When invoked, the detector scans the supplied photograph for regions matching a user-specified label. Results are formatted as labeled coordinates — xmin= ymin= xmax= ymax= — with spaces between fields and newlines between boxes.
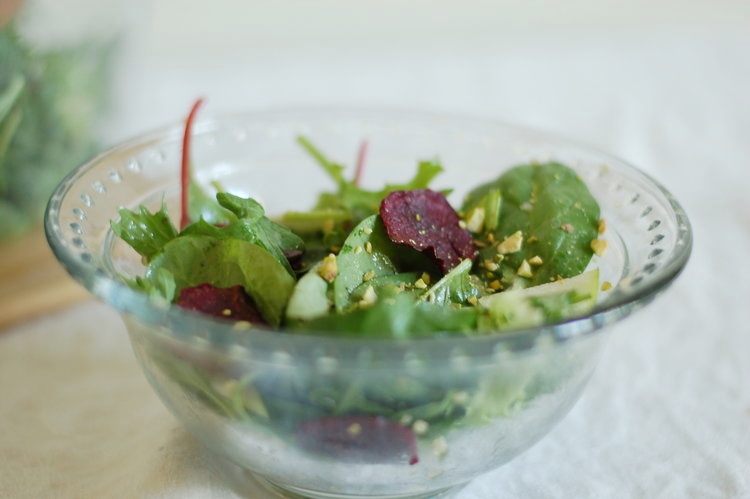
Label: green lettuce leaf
xmin=146 ymin=235 xmax=296 ymax=326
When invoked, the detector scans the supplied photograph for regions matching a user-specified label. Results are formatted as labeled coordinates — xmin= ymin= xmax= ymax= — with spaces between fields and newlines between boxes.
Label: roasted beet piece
xmin=296 ymin=415 xmax=419 ymax=465
xmin=177 ymin=283 xmax=267 ymax=324
xmin=380 ymin=189 xmax=477 ymax=274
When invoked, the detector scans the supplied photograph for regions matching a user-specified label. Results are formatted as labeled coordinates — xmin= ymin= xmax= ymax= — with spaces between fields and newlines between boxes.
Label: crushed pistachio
xmin=528 ymin=255 xmax=543 ymax=266
xmin=232 ymin=320 xmax=252 ymax=330
xmin=483 ymin=259 xmax=499 ymax=271
xmin=598 ymin=218 xmax=607 ymax=235
xmin=432 ymin=436 xmax=449 ymax=458
xmin=413 ymin=419 xmax=430 ymax=436
xmin=464 ymin=207 xmax=485 ymax=233
xmin=353 ymin=245 xmax=363 ymax=254
xmin=489 ymin=280 xmax=503 ymax=291
xmin=497 ymin=230 xmax=523 ymax=254
xmin=363 ymin=270 xmax=376 ymax=282
xmin=415 ymin=213 xmax=422 ymax=222
xmin=413 ymin=278 xmax=428 ymax=289
xmin=591 ymin=238 xmax=608 ymax=256
xmin=467 ymin=295 xmax=479 ymax=306
xmin=363 ymin=227 xmax=373 ymax=235
xmin=317 ymin=253 xmax=338 ymax=283
xmin=560 ymin=223 xmax=574 ymax=233
xmin=517 ymin=259 xmax=533 ymax=278
xmin=601 ymin=281 xmax=613 ymax=291
xmin=221 ymin=308 xmax=232 ymax=316
xmin=420 ymin=272 xmax=431 ymax=285
xmin=359 ymin=285 xmax=378 ymax=307
xmin=364 ymin=241 xmax=373 ymax=254
xmin=458 ymin=220 xmax=468 ymax=229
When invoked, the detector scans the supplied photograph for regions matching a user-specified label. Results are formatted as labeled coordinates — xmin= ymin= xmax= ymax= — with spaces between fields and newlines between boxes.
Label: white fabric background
xmin=2 ymin=1 xmax=749 ymax=497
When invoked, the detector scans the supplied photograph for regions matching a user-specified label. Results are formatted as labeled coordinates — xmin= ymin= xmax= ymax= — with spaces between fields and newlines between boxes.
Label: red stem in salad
xmin=353 ymin=139 xmax=369 ymax=187
xmin=180 ymin=98 xmax=205 ymax=230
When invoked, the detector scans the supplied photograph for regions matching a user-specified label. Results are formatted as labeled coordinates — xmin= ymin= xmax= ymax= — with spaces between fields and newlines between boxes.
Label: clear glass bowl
xmin=45 ymin=109 xmax=692 ymax=499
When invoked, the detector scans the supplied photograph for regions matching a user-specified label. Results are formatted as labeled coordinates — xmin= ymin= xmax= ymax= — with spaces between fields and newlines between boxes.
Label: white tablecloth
xmin=2 ymin=1 xmax=749 ymax=497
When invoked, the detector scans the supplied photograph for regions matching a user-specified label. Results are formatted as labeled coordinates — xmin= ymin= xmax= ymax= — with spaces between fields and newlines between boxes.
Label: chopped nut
xmin=591 ymin=238 xmax=608 ymax=256
xmin=400 ymin=414 xmax=414 ymax=426
xmin=517 ymin=259 xmax=533 ymax=278
xmin=601 ymin=281 xmax=613 ymax=291
xmin=464 ymin=207 xmax=485 ymax=233
xmin=458 ymin=220 xmax=468 ymax=229
xmin=486 ymin=232 xmax=495 ymax=244
xmin=354 ymin=245 xmax=363 ymax=254
xmin=560 ymin=223 xmax=574 ymax=233
xmin=598 ymin=218 xmax=607 ymax=235
xmin=420 ymin=272 xmax=431 ymax=285
xmin=415 ymin=213 xmax=422 ymax=222
xmin=412 ymin=419 xmax=430 ymax=436
xmin=451 ymin=391 xmax=470 ymax=405
xmin=483 ymin=259 xmax=499 ymax=271
xmin=363 ymin=227 xmax=373 ymax=235
xmin=497 ymin=230 xmax=524 ymax=254
xmin=364 ymin=242 xmax=373 ymax=254
xmin=347 ymin=423 xmax=362 ymax=437
xmin=413 ymin=278 xmax=428 ymax=289
xmin=467 ymin=295 xmax=479 ymax=306
xmin=221 ymin=308 xmax=232 ymax=316
xmin=489 ymin=280 xmax=503 ymax=291
xmin=317 ymin=253 xmax=338 ymax=283
xmin=432 ymin=436 xmax=449 ymax=458
xmin=359 ymin=285 xmax=378 ymax=307
xmin=528 ymin=255 xmax=543 ymax=266
xmin=363 ymin=270 xmax=376 ymax=282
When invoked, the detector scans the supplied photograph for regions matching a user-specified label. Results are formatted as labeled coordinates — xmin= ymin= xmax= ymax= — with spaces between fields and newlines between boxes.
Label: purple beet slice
xmin=296 ymin=415 xmax=419 ymax=465
xmin=176 ymin=283 xmax=267 ymax=324
xmin=380 ymin=189 xmax=477 ymax=274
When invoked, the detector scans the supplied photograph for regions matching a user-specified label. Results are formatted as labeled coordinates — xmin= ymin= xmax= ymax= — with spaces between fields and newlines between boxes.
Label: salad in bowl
xmin=45 ymin=101 xmax=691 ymax=499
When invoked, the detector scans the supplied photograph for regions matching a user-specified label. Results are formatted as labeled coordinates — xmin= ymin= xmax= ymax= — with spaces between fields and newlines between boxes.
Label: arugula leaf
xmin=290 ymin=136 xmax=444 ymax=233
xmin=146 ymin=236 xmax=296 ymax=326
xmin=111 ymin=202 xmax=179 ymax=261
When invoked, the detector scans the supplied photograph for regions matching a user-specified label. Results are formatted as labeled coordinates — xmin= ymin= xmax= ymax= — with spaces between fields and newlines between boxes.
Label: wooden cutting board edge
xmin=0 ymin=227 xmax=91 ymax=331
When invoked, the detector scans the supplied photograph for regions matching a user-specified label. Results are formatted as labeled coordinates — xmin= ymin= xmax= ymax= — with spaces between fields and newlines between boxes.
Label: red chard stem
xmin=180 ymin=98 xmax=205 ymax=230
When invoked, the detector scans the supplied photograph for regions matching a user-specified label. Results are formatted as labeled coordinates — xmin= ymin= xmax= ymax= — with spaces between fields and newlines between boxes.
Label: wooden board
xmin=0 ymin=228 xmax=90 ymax=330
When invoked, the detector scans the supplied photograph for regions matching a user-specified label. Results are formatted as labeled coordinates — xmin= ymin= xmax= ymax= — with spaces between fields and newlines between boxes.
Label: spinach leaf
xmin=333 ymin=214 xmax=436 ymax=311
xmin=420 ymin=258 xmax=482 ymax=306
xmin=464 ymin=162 xmax=600 ymax=286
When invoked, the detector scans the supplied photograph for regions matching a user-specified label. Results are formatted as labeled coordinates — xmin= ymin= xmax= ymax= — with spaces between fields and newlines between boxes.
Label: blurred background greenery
xmin=0 ymin=0 xmax=113 ymax=241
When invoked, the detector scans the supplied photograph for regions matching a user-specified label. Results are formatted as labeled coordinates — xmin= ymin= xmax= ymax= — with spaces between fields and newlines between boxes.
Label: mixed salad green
xmin=114 ymin=101 xmax=605 ymax=337
xmin=113 ymin=101 xmax=607 ymax=464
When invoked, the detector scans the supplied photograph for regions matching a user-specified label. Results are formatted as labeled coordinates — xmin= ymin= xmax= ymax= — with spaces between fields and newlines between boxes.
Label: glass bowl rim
xmin=44 ymin=106 xmax=693 ymax=352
